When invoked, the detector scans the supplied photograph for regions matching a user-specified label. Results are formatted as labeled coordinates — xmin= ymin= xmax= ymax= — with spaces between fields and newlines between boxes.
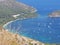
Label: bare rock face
xmin=49 ymin=11 xmax=60 ymax=17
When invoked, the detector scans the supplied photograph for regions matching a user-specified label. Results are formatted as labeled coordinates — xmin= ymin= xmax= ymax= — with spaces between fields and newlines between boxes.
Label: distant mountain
xmin=0 ymin=0 xmax=37 ymax=26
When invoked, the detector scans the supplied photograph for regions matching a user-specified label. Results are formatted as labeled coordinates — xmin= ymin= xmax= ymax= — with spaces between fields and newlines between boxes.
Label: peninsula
xmin=0 ymin=0 xmax=37 ymax=26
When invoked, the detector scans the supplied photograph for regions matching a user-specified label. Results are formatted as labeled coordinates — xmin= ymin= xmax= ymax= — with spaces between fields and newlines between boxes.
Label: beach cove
xmin=0 ymin=0 xmax=60 ymax=45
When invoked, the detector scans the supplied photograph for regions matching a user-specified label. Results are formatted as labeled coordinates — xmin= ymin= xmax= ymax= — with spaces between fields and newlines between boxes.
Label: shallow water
xmin=4 ymin=16 xmax=60 ymax=43
xmin=4 ymin=0 xmax=60 ymax=43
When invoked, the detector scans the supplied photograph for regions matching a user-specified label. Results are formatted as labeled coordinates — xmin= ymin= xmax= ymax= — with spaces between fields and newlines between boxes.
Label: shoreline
xmin=2 ymin=19 xmax=45 ymax=45
xmin=0 ymin=27 xmax=44 ymax=45
xmin=3 ymin=15 xmax=38 ymax=29
xmin=3 ymin=18 xmax=21 ymax=28
xmin=3 ymin=21 xmax=13 ymax=28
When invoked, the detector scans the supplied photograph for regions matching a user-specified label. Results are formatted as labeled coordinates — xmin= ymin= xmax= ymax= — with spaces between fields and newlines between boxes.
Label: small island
xmin=49 ymin=11 xmax=60 ymax=17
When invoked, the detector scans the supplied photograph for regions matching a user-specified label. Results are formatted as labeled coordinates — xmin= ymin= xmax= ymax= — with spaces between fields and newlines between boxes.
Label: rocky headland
xmin=49 ymin=11 xmax=60 ymax=17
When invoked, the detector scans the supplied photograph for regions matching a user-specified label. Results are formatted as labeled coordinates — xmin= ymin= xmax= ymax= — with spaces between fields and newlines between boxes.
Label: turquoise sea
xmin=4 ymin=0 xmax=60 ymax=43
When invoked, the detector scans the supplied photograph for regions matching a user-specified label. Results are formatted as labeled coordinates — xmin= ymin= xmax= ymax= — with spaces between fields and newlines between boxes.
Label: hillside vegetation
xmin=0 ymin=0 xmax=37 ymax=26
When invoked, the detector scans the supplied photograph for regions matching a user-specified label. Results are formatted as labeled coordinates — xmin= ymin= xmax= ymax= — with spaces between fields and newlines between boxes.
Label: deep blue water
xmin=4 ymin=0 xmax=60 ymax=43
xmin=17 ymin=0 xmax=60 ymax=16
xmin=5 ymin=17 xmax=60 ymax=43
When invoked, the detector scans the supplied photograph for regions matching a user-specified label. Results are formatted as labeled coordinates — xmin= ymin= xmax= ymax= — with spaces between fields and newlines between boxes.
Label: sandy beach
xmin=2 ymin=17 xmax=45 ymax=45
xmin=0 ymin=26 xmax=44 ymax=45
